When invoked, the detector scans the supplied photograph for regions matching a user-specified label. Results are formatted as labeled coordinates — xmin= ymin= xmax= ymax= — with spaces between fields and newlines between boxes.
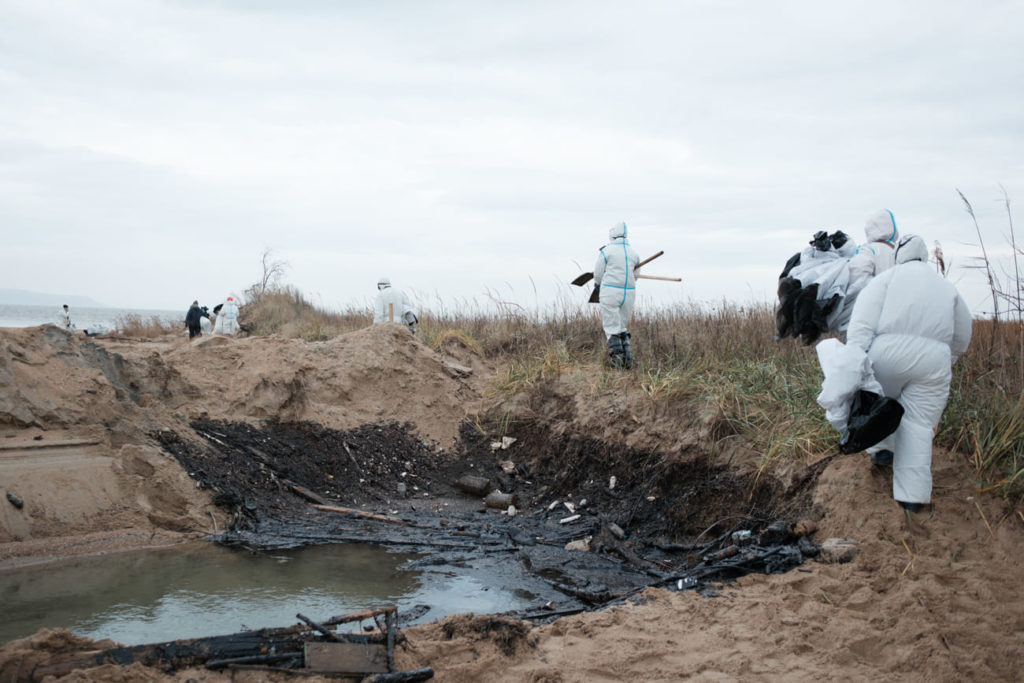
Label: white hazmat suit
xmin=213 ymin=297 xmax=240 ymax=335
xmin=373 ymin=278 xmax=417 ymax=333
xmin=843 ymin=209 xmax=900 ymax=307
xmin=58 ymin=306 xmax=74 ymax=331
xmin=594 ymin=222 xmax=641 ymax=367
xmin=845 ymin=235 xmax=972 ymax=506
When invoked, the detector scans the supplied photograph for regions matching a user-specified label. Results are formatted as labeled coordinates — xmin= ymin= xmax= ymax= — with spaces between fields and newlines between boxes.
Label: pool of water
xmin=0 ymin=542 xmax=551 ymax=646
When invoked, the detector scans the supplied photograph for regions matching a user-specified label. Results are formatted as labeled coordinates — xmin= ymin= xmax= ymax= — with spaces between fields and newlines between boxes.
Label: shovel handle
xmin=636 ymin=274 xmax=681 ymax=282
xmin=635 ymin=250 xmax=664 ymax=270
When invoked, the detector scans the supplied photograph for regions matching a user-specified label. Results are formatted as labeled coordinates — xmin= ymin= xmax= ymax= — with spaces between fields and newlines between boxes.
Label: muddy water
xmin=0 ymin=542 xmax=547 ymax=646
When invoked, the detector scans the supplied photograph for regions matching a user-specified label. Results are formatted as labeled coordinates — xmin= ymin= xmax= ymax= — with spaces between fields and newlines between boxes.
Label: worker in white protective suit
xmin=58 ymin=304 xmax=75 ymax=331
xmin=593 ymin=222 xmax=641 ymax=368
xmin=373 ymin=277 xmax=418 ymax=334
xmin=212 ymin=296 xmax=240 ymax=335
xmin=834 ymin=209 xmax=900 ymax=333
xmin=845 ymin=235 xmax=972 ymax=513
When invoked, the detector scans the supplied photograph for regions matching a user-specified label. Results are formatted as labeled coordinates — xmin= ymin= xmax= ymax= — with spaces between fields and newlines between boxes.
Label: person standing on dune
xmin=593 ymin=222 xmax=641 ymax=369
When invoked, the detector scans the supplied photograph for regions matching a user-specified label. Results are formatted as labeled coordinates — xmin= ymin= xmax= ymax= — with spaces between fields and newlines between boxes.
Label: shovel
xmin=571 ymin=250 xmax=664 ymax=287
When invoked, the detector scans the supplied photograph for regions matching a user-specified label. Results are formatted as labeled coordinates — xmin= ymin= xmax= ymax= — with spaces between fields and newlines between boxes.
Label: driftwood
xmin=21 ymin=607 xmax=402 ymax=681
xmin=289 ymin=482 xmax=330 ymax=505
xmin=206 ymin=651 xmax=302 ymax=669
xmin=297 ymin=612 xmax=342 ymax=641
xmin=454 ymin=475 xmax=491 ymax=497
xmin=313 ymin=504 xmax=413 ymax=526
xmin=363 ymin=667 xmax=436 ymax=683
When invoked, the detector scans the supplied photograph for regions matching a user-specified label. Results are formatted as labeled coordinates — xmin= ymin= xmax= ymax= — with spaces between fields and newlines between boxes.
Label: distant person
xmin=373 ymin=277 xmax=418 ymax=333
xmin=200 ymin=306 xmax=213 ymax=335
xmin=212 ymin=296 xmax=240 ymax=335
xmin=845 ymin=235 xmax=972 ymax=514
xmin=58 ymin=304 xmax=75 ymax=331
xmin=185 ymin=300 xmax=210 ymax=339
xmin=594 ymin=222 xmax=640 ymax=368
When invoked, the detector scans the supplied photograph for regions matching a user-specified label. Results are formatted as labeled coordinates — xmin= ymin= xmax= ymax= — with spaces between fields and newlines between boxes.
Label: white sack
xmin=815 ymin=338 xmax=883 ymax=432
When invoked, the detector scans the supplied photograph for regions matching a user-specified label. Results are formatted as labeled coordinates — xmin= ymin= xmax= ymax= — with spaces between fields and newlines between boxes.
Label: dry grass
xmin=241 ymin=277 xmax=1022 ymax=502
xmin=112 ymin=313 xmax=182 ymax=338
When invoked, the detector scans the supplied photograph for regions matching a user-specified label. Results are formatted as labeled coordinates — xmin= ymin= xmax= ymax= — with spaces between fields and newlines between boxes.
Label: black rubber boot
xmin=870 ymin=449 xmax=894 ymax=467
xmin=898 ymin=500 xmax=926 ymax=513
xmin=620 ymin=331 xmax=634 ymax=369
xmin=607 ymin=334 xmax=625 ymax=368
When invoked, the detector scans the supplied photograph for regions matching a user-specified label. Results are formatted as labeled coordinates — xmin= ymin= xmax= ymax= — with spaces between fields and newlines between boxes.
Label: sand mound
xmin=164 ymin=323 xmax=483 ymax=446
xmin=0 ymin=323 xmax=485 ymax=554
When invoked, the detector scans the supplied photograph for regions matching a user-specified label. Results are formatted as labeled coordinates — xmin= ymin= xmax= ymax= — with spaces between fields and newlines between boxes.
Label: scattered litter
xmin=484 ymin=490 xmax=515 ymax=509
xmin=490 ymin=441 xmax=502 ymax=451
xmin=563 ymin=502 xmax=576 ymax=514
xmin=547 ymin=500 xmax=560 ymax=511
xmin=579 ymin=498 xmax=587 ymax=506
xmin=731 ymin=530 xmax=752 ymax=545
xmin=819 ymin=538 xmax=860 ymax=564
xmin=646 ymin=495 xmax=656 ymax=502
xmin=609 ymin=476 xmax=617 ymax=490
xmin=608 ymin=522 xmax=625 ymax=539
xmin=565 ymin=535 xmax=592 ymax=552
xmin=506 ymin=505 xmax=517 ymax=517
xmin=500 ymin=460 xmax=516 ymax=474
xmin=501 ymin=436 xmax=517 ymax=449
xmin=559 ymin=514 xmax=581 ymax=524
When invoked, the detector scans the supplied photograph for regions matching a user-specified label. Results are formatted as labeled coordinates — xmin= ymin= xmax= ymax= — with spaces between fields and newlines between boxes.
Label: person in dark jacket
xmin=185 ymin=300 xmax=210 ymax=339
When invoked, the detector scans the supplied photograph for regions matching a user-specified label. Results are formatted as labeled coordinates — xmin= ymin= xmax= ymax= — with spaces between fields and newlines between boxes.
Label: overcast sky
xmin=2 ymin=0 xmax=1022 ymax=315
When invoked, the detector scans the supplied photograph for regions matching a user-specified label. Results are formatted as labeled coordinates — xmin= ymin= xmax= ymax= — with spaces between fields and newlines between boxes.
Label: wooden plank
xmin=0 ymin=439 xmax=101 ymax=451
xmin=304 ymin=642 xmax=389 ymax=674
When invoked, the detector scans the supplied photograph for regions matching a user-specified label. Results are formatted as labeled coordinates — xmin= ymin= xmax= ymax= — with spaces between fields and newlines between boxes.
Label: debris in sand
xmin=490 ymin=436 xmax=517 ymax=451
xmin=819 ymin=538 xmax=861 ymax=563
xmin=608 ymin=522 xmax=626 ymax=539
xmin=5 ymin=490 xmax=24 ymax=509
xmin=454 ymin=475 xmax=491 ymax=497
xmin=559 ymin=514 xmax=581 ymax=524
xmin=731 ymin=530 xmax=753 ymax=545
xmin=484 ymin=490 xmax=515 ymax=509
xmin=499 ymin=459 xmax=516 ymax=474
xmin=565 ymin=536 xmax=593 ymax=552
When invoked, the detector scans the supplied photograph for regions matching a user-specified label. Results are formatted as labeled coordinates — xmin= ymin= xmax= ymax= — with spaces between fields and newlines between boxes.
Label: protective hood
xmin=865 ymin=210 xmax=899 ymax=244
xmin=377 ymin=276 xmax=391 ymax=289
xmin=895 ymin=234 xmax=929 ymax=264
xmin=609 ymin=222 xmax=628 ymax=241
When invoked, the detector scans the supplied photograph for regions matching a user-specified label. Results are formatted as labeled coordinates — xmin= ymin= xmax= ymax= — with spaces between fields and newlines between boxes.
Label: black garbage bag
xmin=839 ymin=390 xmax=905 ymax=454
xmin=775 ymin=276 xmax=802 ymax=339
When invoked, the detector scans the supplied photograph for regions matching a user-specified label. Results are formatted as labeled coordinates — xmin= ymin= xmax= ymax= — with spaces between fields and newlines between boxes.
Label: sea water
xmin=0 ymin=304 xmax=183 ymax=331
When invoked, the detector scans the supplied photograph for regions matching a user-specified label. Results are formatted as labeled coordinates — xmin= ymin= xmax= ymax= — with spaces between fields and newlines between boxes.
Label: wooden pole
xmin=388 ymin=303 xmax=394 ymax=321
xmin=636 ymin=274 xmax=681 ymax=282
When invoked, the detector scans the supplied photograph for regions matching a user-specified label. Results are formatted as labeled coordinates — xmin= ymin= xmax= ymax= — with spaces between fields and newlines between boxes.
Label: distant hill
xmin=0 ymin=289 xmax=107 ymax=307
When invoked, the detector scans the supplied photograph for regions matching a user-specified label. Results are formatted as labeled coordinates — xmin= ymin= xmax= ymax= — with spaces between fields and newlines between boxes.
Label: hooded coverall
xmin=373 ymin=281 xmax=417 ymax=333
xmin=213 ymin=298 xmax=240 ymax=335
xmin=845 ymin=235 xmax=972 ymax=505
xmin=594 ymin=222 xmax=641 ymax=365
